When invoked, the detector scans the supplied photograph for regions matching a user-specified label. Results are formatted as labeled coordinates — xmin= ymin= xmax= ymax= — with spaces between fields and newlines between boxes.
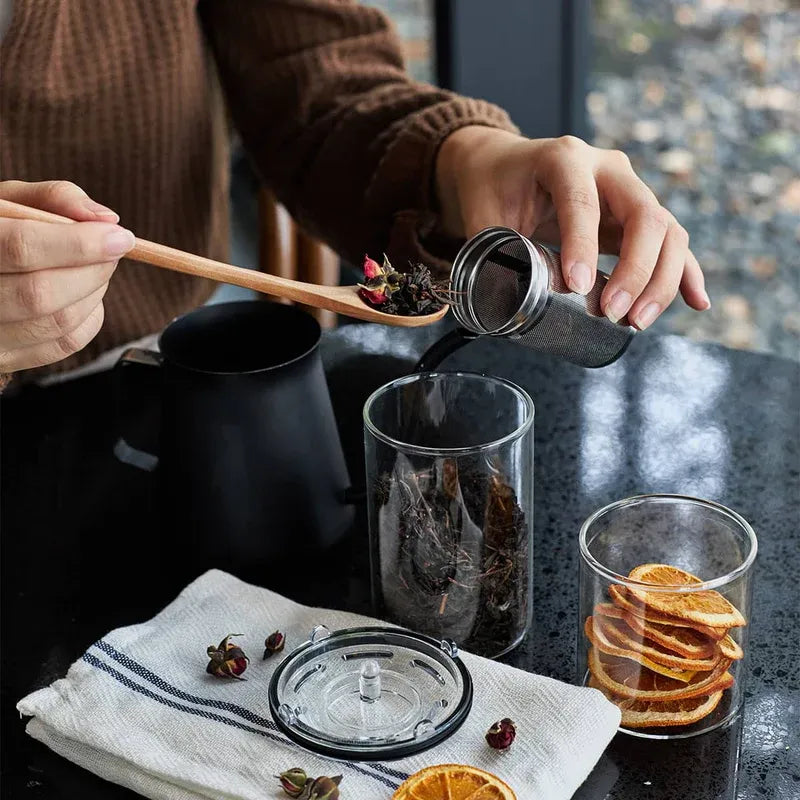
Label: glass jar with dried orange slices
xmin=578 ymin=495 xmax=756 ymax=739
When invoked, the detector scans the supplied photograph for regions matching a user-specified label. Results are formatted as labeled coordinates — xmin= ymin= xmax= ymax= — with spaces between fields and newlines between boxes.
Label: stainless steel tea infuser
xmin=417 ymin=226 xmax=635 ymax=372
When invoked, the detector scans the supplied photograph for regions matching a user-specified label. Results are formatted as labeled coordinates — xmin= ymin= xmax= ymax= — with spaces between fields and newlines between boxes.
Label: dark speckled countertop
xmin=320 ymin=322 xmax=800 ymax=800
xmin=2 ymin=322 xmax=798 ymax=799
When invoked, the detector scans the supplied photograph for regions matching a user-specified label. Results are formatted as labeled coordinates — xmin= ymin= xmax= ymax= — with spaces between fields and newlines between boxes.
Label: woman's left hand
xmin=435 ymin=126 xmax=710 ymax=329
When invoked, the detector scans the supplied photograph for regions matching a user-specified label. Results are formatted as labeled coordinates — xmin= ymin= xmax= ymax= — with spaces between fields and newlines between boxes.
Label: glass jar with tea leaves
xmin=364 ymin=372 xmax=534 ymax=658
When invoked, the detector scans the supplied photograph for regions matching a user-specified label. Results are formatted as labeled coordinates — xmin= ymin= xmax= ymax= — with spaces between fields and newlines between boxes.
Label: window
xmin=590 ymin=1 xmax=800 ymax=359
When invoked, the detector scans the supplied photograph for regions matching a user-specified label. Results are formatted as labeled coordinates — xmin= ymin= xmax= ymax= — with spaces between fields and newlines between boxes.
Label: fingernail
xmin=635 ymin=302 xmax=661 ymax=329
xmin=605 ymin=289 xmax=632 ymax=324
xmin=701 ymin=290 xmax=711 ymax=310
xmin=568 ymin=262 xmax=592 ymax=295
xmin=104 ymin=228 xmax=135 ymax=257
xmin=85 ymin=200 xmax=119 ymax=221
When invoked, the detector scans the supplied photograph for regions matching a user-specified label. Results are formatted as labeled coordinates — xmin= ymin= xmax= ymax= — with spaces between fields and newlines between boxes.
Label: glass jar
xmin=364 ymin=372 xmax=534 ymax=658
xmin=578 ymin=495 xmax=757 ymax=739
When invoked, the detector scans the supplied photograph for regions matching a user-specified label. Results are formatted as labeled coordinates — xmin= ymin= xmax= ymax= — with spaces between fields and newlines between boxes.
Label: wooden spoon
xmin=0 ymin=199 xmax=448 ymax=327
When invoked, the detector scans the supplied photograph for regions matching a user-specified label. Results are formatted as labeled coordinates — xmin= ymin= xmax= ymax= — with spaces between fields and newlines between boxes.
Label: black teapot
xmin=115 ymin=301 xmax=353 ymax=581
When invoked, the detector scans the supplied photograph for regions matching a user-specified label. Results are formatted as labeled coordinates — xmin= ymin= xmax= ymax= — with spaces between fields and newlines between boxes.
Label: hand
xmin=0 ymin=180 xmax=134 ymax=372
xmin=435 ymin=127 xmax=710 ymax=329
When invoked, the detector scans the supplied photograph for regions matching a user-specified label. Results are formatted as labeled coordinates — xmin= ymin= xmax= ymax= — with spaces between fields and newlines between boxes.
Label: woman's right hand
xmin=0 ymin=180 xmax=135 ymax=373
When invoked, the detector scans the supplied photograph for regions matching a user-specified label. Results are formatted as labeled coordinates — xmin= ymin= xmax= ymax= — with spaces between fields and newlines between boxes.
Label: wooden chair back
xmin=257 ymin=188 xmax=340 ymax=328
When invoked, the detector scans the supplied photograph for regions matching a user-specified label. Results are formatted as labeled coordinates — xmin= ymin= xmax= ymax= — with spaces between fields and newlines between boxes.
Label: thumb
xmin=0 ymin=180 xmax=119 ymax=223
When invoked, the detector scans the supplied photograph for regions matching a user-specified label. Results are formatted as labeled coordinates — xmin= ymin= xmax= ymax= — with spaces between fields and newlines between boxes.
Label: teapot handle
xmin=113 ymin=347 xmax=162 ymax=471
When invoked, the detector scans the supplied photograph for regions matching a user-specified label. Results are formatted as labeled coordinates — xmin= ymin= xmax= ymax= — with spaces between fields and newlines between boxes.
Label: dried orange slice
xmin=585 ymin=617 xmax=699 ymax=681
xmin=596 ymin=615 xmax=720 ymax=671
xmin=617 ymin=606 xmax=717 ymax=658
xmin=392 ymin=764 xmax=516 ymax=800
xmin=719 ymin=633 xmax=744 ymax=661
xmin=589 ymin=676 xmax=724 ymax=728
xmin=626 ymin=564 xmax=746 ymax=629
xmin=588 ymin=648 xmax=733 ymax=701
xmin=609 ymin=585 xmax=727 ymax=640
xmin=594 ymin=602 xmax=626 ymax=620
xmin=595 ymin=602 xmax=716 ymax=658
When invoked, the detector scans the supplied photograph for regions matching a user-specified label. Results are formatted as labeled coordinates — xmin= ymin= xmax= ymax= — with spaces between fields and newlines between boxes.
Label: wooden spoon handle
xmin=0 ymin=198 xmax=77 ymax=227
xmin=129 ymin=237 xmax=321 ymax=304
xmin=0 ymin=198 xmax=450 ymax=326
xmin=0 ymin=198 xmax=333 ymax=308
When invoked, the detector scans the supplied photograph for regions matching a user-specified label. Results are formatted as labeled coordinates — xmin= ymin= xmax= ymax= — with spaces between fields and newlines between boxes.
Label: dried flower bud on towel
xmin=263 ymin=630 xmax=286 ymax=659
xmin=486 ymin=718 xmax=517 ymax=750
xmin=206 ymin=634 xmax=249 ymax=679
xmin=277 ymin=767 xmax=309 ymax=797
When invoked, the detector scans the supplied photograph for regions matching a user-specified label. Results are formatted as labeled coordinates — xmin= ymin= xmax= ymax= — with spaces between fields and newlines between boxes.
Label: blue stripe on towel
xmin=93 ymin=641 xmax=281 ymax=729
xmin=82 ymin=652 xmax=401 ymax=792
xmin=92 ymin=639 xmax=411 ymax=783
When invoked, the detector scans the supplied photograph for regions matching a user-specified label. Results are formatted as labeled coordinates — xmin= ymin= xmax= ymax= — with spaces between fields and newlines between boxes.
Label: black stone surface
xmin=2 ymin=322 xmax=798 ymax=799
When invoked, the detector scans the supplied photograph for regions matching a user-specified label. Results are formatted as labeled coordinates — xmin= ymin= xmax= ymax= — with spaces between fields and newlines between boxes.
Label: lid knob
xmin=359 ymin=659 xmax=382 ymax=703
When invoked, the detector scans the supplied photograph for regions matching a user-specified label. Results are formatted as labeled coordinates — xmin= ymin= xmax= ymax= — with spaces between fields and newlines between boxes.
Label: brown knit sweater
xmin=0 ymin=0 xmax=515 ymax=380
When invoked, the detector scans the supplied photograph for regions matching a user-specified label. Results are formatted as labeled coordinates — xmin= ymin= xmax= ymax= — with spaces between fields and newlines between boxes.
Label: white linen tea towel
xmin=18 ymin=569 xmax=620 ymax=800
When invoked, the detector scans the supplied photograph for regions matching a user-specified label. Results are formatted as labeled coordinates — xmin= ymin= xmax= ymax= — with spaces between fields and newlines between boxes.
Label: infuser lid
xmin=268 ymin=625 xmax=473 ymax=760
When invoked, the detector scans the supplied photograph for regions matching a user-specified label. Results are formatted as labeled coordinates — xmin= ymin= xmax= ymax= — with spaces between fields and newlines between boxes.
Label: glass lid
xmin=268 ymin=625 xmax=473 ymax=761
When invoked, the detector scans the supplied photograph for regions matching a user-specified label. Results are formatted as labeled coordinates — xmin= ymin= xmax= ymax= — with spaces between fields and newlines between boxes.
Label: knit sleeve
xmin=197 ymin=0 xmax=518 ymax=267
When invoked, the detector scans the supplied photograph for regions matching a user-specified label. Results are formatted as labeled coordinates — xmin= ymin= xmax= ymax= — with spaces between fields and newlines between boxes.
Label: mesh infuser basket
xmin=450 ymin=227 xmax=634 ymax=368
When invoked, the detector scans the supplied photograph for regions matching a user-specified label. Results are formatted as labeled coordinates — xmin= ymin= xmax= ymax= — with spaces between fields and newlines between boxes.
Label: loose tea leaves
xmin=358 ymin=254 xmax=451 ymax=316
xmin=374 ymin=458 xmax=529 ymax=657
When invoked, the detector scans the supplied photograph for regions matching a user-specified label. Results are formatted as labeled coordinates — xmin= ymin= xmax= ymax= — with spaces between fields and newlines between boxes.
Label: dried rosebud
xmin=363 ymin=254 xmax=383 ymax=279
xmin=263 ymin=630 xmax=286 ymax=660
xmin=358 ymin=263 xmax=404 ymax=308
xmin=306 ymin=775 xmax=342 ymax=800
xmin=485 ymin=718 xmax=516 ymax=750
xmin=358 ymin=286 xmax=388 ymax=306
xmin=206 ymin=634 xmax=249 ymax=680
xmin=276 ymin=767 xmax=309 ymax=797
